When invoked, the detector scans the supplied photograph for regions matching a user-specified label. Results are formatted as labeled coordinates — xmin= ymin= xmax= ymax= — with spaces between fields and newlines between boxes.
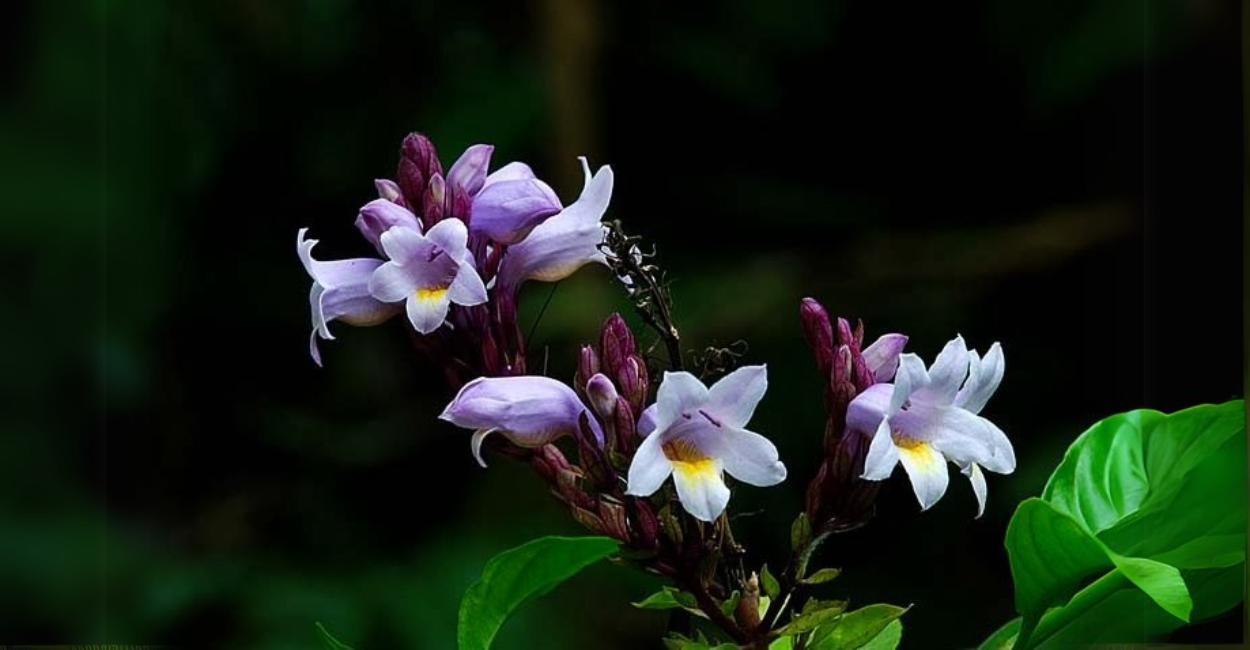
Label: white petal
xmin=625 ymin=431 xmax=673 ymax=497
xmin=379 ymin=226 xmax=427 ymax=263
xmin=672 ymin=459 xmax=730 ymax=522
xmin=447 ymin=264 xmax=488 ymax=306
xmin=861 ymin=419 xmax=900 ymax=480
xmin=369 ymin=262 xmax=418 ymax=302
xmin=955 ymin=343 xmax=1004 ymax=414
xmin=424 ymin=218 xmax=470 ymax=262
xmin=964 ymin=463 xmax=988 ymax=518
xmin=716 ymin=427 xmax=786 ymax=487
xmin=920 ymin=335 xmax=968 ymax=404
xmin=976 ymin=416 xmax=1015 ymax=474
xmin=470 ymin=428 xmax=497 ymax=468
xmin=405 ymin=288 xmax=451 ymax=334
xmin=654 ymin=371 xmax=711 ymax=432
xmin=706 ymin=365 xmax=768 ymax=429
xmin=891 ymin=354 xmax=929 ymax=413
xmin=897 ymin=441 xmax=950 ymax=511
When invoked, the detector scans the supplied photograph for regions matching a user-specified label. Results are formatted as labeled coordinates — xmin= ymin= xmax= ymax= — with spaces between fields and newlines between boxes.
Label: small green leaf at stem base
xmin=761 ymin=564 xmax=781 ymax=599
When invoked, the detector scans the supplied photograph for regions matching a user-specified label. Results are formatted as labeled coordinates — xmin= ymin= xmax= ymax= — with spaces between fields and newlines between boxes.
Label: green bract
xmin=994 ymin=400 xmax=1245 ymax=648
xmin=457 ymin=536 xmax=618 ymax=650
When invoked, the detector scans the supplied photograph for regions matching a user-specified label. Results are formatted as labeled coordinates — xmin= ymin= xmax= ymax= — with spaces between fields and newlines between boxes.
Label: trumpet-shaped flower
xmin=849 ymin=336 xmax=1012 ymax=516
xmin=498 ymin=158 xmax=613 ymax=289
xmin=368 ymin=220 xmax=488 ymax=334
xmin=297 ymin=229 xmax=401 ymax=366
xmin=626 ymin=366 xmax=787 ymax=522
xmin=440 ymin=375 xmax=603 ymax=467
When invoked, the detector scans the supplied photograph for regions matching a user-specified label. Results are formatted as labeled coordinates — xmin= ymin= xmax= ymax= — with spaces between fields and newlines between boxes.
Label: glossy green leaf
xmin=1108 ymin=555 xmax=1190 ymax=622
xmin=1005 ymin=499 xmax=1113 ymax=620
xmin=457 ymin=536 xmax=618 ymax=650
xmin=859 ymin=619 xmax=903 ymax=650
xmin=316 ymin=622 xmax=356 ymax=650
xmin=761 ymin=564 xmax=780 ymax=599
xmin=633 ymin=586 xmax=708 ymax=618
xmin=774 ymin=598 xmax=847 ymax=637
xmin=802 ymin=568 xmax=842 ymax=585
xmin=976 ymin=618 xmax=1020 ymax=650
xmin=807 ymin=604 xmax=907 ymax=650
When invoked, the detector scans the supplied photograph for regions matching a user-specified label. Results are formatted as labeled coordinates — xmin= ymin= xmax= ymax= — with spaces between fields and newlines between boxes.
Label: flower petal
xmin=496 ymin=161 xmax=613 ymax=288
xmin=374 ymin=178 xmax=403 ymax=202
xmin=470 ymin=428 xmax=497 ymax=468
xmin=955 ymin=343 xmax=1004 ymax=414
xmin=484 ymin=161 xmax=537 ymax=185
xmin=441 ymin=375 xmax=588 ymax=443
xmin=846 ymin=383 xmax=891 ymax=434
xmin=897 ymin=440 xmax=950 ymax=511
xmin=447 ymin=264 xmax=488 ymax=306
xmin=405 ymin=287 xmax=452 ymax=333
xmin=654 ymin=371 xmax=711 ymax=433
xmin=298 ymin=229 xmax=397 ymax=364
xmin=368 ymin=261 xmax=419 ymax=302
xmin=862 ymin=333 xmax=908 ymax=383
xmin=446 ymin=144 xmax=494 ymax=197
xmin=715 ymin=427 xmax=787 ymax=487
xmin=625 ymin=431 xmax=674 ymax=497
xmin=424 ymin=218 xmax=470 ymax=263
xmin=891 ymin=353 xmax=929 ymax=413
xmin=672 ymin=459 xmax=730 ymax=522
xmin=706 ymin=365 xmax=768 ymax=429
xmin=964 ymin=462 xmax=988 ymax=518
xmin=471 ymin=178 xmax=562 ymax=244
xmin=861 ymin=419 xmax=900 ymax=480
xmin=356 ymin=198 xmax=421 ymax=253
xmin=975 ymin=416 xmax=1015 ymax=474
xmin=919 ymin=335 xmax=968 ymax=404
xmin=637 ymin=404 xmax=659 ymax=438
xmin=378 ymin=226 xmax=428 ymax=264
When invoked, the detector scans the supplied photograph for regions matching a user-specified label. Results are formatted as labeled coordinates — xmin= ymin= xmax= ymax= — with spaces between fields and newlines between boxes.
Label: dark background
xmin=0 ymin=0 xmax=1243 ymax=648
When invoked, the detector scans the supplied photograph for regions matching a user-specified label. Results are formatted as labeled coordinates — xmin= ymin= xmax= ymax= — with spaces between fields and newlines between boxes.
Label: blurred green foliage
xmin=0 ymin=0 xmax=1240 ymax=648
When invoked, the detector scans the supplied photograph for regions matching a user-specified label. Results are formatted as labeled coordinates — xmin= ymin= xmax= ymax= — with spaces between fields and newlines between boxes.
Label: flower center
xmin=663 ymin=439 xmax=717 ymax=476
xmin=893 ymin=434 xmax=925 ymax=449
xmin=415 ymin=286 xmax=449 ymax=302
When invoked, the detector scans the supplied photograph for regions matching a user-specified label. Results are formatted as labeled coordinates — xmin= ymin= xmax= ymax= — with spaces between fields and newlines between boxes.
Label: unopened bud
xmin=613 ymin=397 xmax=636 ymax=456
xmin=736 ymin=572 xmax=762 ymax=633
xmin=600 ymin=313 xmax=636 ymax=378
xmin=801 ymin=298 xmax=835 ymax=378
xmin=571 ymin=506 xmax=607 ymax=535
xmin=627 ymin=496 xmax=660 ymax=549
xmin=575 ymin=345 xmax=601 ymax=399
xmin=586 ymin=373 xmax=619 ymax=420
xmin=618 ymin=355 xmax=648 ymax=413
xmin=598 ymin=497 xmax=631 ymax=542
xmin=423 ymin=173 xmax=446 ymax=225
xmin=397 ymin=133 xmax=442 ymax=209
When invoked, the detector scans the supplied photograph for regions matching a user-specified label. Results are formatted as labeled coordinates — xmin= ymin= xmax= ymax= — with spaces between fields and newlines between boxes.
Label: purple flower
xmin=498 ymin=158 xmax=614 ymax=289
xmin=471 ymin=161 xmax=563 ymax=245
xmin=440 ymin=375 xmax=603 ymax=467
xmin=626 ymin=366 xmax=787 ymax=522
xmin=297 ymin=229 xmax=401 ymax=366
xmin=367 ymin=220 xmax=488 ymax=334
xmin=849 ymin=336 xmax=1012 ymax=516
xmin=355 ymin=198 xmax=422 ymax=255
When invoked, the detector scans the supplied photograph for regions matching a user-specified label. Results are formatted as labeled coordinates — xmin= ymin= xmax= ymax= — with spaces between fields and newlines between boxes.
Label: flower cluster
xmin=298 ymin=133 xmax=613 ymax=384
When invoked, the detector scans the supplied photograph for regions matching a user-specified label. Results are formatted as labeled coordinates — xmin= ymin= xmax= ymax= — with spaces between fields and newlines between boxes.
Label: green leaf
xmin=791 ymin=513 xmax=812 ymax=553
xmin=774 ymin=598 xmax=847 ymax=637
xmin=720 ymin=589 xmax=741 ymax=618
xmin=975 ymin=618 xmax=1020 ymax=650
xmin=315 ymin=622 xmax=356 ymax=650
xmin=457 ymin=536 xmax=618 ymax=650
xmin=1005 ymin=401 xmax=1245 ymax=648
xmin=859 ymin=619 xmax=903 ymax=650
xmin=768 ymin=636 xmax=794 ymax=650
xmin=761 ymin=564 xmax=780 ymax=599
xmin=802 ymin=568 xmax=841 ymax=585
xmin=663 ymin=632 xmax=737 ymax=649
xmin=807 ymin=604 xmax=907 ymax=650
xmin=632 ymin=586 xmax=708 ymax=619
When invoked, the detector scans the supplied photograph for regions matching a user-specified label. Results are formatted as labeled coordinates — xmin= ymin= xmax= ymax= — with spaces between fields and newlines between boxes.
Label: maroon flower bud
xmin=801 ymin=298 xmax=835 ymax=379
xmin=600 ymin=313 xmax=636 ymax=379
xmin=575 ymin=345 xmax=601 ymax=399
xmin=617 ymin=354 xmax=648 ymax=414
xmin=397 ymin=133 xmax=442 ymax=210
xmin=598 ymin=497 xmax=631 ymax=542
xmin=556 ymin=467 xmax=597 ymax=511
xmin=531 ymin=443 xmax=572 ymax=484
xmin=575 ymin=411 xmax=613 ymax=491
xmin=613 ymin=397 xmax=636 ymax=456
xmin=627 ymin=496 xmax=660 ymax=549
xmin=571 ymin=506 xmax=607 ymax=535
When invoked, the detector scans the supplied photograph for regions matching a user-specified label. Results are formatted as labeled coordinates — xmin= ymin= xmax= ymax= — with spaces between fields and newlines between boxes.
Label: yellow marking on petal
xmin=896 ymin=438 xmax=939 ymax=470
xmin=664 ymin=439 xmax=718 ymax=479
xmin=415 ymin=287 xmax=449 ymax=302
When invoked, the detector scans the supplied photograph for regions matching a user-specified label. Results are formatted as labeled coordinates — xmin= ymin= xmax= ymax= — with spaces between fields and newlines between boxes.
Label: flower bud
xmin=598 ymin=497 xmax=631 ymax=542
xmin=617 ymin=354 xmax=648 ymax=414
xmin=374 ymin=179 xmax=405 ymax=205
xmin=531 ymin=443 xmax=572 ymax=484
xmin=612 ymin=397 xmax=636 ymax=456
xmin=736 ymin=572 xmax=762 ymax=634
xmin=423 ymin=173 xmax=446 ymax=226
xmin=575 ymin=345 xmax=601 ymax=399
xmin=627 ymin=496 xmax=660 ymax=549
xmin=586 ymin=373 xmax=619 ymax=420
xmin=600 ymin=313 xmax=635 ymax=379
xmin=801 ymin=297 xmax=835 ymax=379
xmin=397 ymin=133 xmax=442 ymax=209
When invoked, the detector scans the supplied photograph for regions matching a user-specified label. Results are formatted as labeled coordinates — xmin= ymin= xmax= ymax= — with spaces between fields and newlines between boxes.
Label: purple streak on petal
xmin=862 ymin=334 xmax=908 ymax=383
xmin=470 ymin=178 xmax=562 ymax=244
xmin=446 ymin=144 xmax=494 ymax=197
xmin=424 ymin=218 xmax=470 ymax=263
xmin=706 ymin=365 xmax=768 ymax=430
xmin=356 ymin=199 xmax=421 ymax=253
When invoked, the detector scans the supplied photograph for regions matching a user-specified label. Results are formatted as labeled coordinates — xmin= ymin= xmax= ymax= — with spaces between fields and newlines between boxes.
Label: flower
xmin=297 ymin=229 xmax=401 ymax=366
xmin=440 ymin=375 xmax=603 ymax=467
xmin=367 ymin=220 xmax=488 ymax=334
xmin=626 ymin=366 xmax=787 ymax=522
xmin=849 ymin=335 xmax=1012 ymax=516
xmin=471 ymin=161 xmax=563 ymax=245
xmin=498 ymin=157 xmax=614 ymax=289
